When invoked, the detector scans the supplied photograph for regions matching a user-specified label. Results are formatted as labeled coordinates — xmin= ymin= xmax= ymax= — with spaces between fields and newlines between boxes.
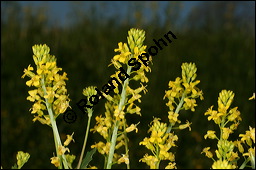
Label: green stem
xmin=41 ymin=78 xmax=69 ymax=169
xmin=123 ymin=119 xmax=130 ymax=169
xmin=166 ymin=92 xmax=186 ymax=133
xmin=106 ymin=66 xmax=132 ymax=169
xmin=239 ymin=158 xmax=250 ymax=169
xmin=76 ymin=109 xmax=93 ymax=169
xmin=106 ymin=121 xmax=120 ymax=169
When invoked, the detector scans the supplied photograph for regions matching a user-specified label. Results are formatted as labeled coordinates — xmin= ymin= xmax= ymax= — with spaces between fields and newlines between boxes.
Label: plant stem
xmin=166 ymin=92 xmax=186 ymax=134
xmin=123 ymin=119 xmax=130 ymax=169
xmin=76 ymin=109 xmax=93 ymax=169
xmin=41 ymin=78 xmax=69 ymax=169
xmin=106 ymin=66 xmax=132 ymax=169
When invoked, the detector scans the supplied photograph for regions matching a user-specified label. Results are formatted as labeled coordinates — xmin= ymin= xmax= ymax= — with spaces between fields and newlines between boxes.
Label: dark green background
xmin=1 ymin=1 xmax=255 ymax=169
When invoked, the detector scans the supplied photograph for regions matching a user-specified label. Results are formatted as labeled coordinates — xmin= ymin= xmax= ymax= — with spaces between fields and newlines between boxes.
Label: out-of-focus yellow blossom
xmin=165 ymin=162 xmax=177 ymax=169
xmin=212 ymin=159 xmax=236 ymax=169
xmin=204 ymin=106 xmax=221 ymax=124
xmin=204 ymin=130 xmax=217 ymax=140
xmin=249 ymin=93 xmax=255 ymax=100
xmin=87 ymin=165 xmax=98 ymax=169
xmin=178 ymin=120 xmax=192 ymax=131
xmin=183 ymin=98 xmax=197 ymax=112
xmin=117 ymin=154 xmax=129 ymax=165
xmin=217 ymin=90 xmax=234 ymax=114
xmin=222 ymin=127 xmax=233 ymax=140
xmin=126 ymin=123 xmax=139 ymax=133
xmin=91 ymin=142 xmax=111 ymax=155
xmin=58 ymin=145 xmax=70 ymax=155
xmin=239 ymin=126 xmax=255 ymax=169
xmin=64 ymin=132 xmax=75 ymax=146
xmin=16 ymin=151 xmax=30 ymax=169
xmin=234 ymin=140 xmax=244 ymax=153
xmin=168 ymin=111 xmax=180 ymax=125
xmin=139 ymin=154 xmax=159 ymax=169
xmin=65 ymin=154 xmax=76 ymax=168
xmin=228 ymin=152 xmax=239 ymax=162
xmin=240 ymin=126 xmax=255 ymax=146
xmin=50 ymin=156 xmax=60 ymax=167
xmin=201 ymin=147 xmax=213 ymax=158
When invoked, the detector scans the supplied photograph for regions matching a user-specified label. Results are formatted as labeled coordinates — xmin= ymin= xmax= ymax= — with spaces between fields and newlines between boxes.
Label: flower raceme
xmin=22 ymin=44 xmax=74 ymax=168
xmin=202 ymin=90 xmax=244 ymax=169
xmin=22 ymin=44 xmax=70 ymax=124
xmin=140 ymin=62 xmax=203 ymax=169
xmin=73 ymin=29 xmax=177 ymax=116
xmin=76 ymin=50 xmax=150 ymax=114
xmin=89 ymin=28 xmax=158 ymax=169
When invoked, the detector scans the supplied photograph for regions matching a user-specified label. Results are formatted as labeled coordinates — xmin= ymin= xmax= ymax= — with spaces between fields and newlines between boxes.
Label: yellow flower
xmin=165 ymin=162 xmax=177 ymax=169
xmin=91 ymin=142 xmax=110 ymax=155
xmin=228 ymin=152 xmax=239 ymax=162
xmin=139 ymin=154 xmax=159 ymax=169
xmin=23 ymin=44 xmax=70 ymax=124
xmin=249 ymin=93 xmax=255 ymax=100
xmin=117 ymin=154 xmax=129 ymax=165
xmin=183 ymin=98 xmax=197 ymax=111
xmin=248 ymin=126 xmax=255 ymax=143
xmin=64 ymin=132 xmax=75 ymax=146
xmin=243 ymin=147 xmax=255 ymax=158
xmin=113 ymin=42 xmax=131 ymax=63
xmin=149 ymin=130 xmax=163 ymax=143
xmin=227 ymin=107 xmax=241 ymax=122
xmin=139 ymin=137 xmax=155 ymax=151
xmin=222 ymin=127 xmax=233 ymax=140
xmin=21 ymin=64 xmax=34 ymax=78
xmin=234 ymin=140 xmax=244 ymax=153
xmin=16 ymin=151 xmax=30 ymax=169
xmin=27 ymin=89 xmax=40 ymax=102
xmin=126 ymin=123 xmax=139 ymax=133
xmin=32 ymin=115 xmax=50 ymax=125
xmin=240 ymin=126 xmax=255 ymax=146
xmin=168 ymin=111 xmax=180 ymax=125
xmin=58 ymin=145 xmax=70 ymax=155
xmin=204 ymin=106 xmax=221 ymax=124
xmin=114 ymin=106 xmax=125 ymax=120
xmin=50 ymin=156 xmax=60 ymax=167
xmin=204 ymin=130 xmax=217 ymax=140
xmin=212 ymin=159 xmax=236 ymax=169
xmin=217 ymin=90 xmax=234 ymax=113
xmin=201 ymin=147 xmax=213 ymax=158
xmin=178 ymin=120 xmax=192 ymax=131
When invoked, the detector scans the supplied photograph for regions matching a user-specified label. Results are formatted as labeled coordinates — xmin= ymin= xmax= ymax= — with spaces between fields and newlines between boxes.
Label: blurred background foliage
xmin=1 ymin=1 xmax=255 ymax=169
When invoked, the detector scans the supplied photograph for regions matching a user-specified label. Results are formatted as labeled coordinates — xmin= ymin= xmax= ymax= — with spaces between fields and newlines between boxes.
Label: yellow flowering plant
xmin=90 ymin=28 xmax=151 ymax=169
xmin=21 ymin=44 xmax=75 ymax=169
xmin=6 ymin=28 xmax=253 ymax=169
xmin=139 ymin=62 xmax=203 ymax=169
xmin=202 ymin=90 xmax=255 ymax=169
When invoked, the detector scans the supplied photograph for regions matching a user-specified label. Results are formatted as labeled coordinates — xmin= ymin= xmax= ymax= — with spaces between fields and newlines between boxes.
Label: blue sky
xmin=17 ymin=1 xmax=200 ymax=27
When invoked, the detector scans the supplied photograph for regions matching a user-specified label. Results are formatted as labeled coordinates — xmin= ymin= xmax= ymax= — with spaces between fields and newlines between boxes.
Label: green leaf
xmin=80 ymin=148 xmax=96 ymax=169
xmin=11 ymin=164 xmax=18 ymax=169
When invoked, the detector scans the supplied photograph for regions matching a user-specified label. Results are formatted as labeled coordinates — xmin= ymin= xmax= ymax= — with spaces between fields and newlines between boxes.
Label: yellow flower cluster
xmin=164 ymin=63 xmax=203 ymax=126
xmin=139 ymin=118 xmax=177 ymax=169
xmin=90 ymin=28 xmax=151 ymax=168
xmin=15 ymin=151 xmax=30 ymax=169
xmin=140 ymin=62 xmax=202 ymax=169
xmin=202 ymin=90 xmax=243 ymax=169
xmin=22 ymin=44 xmax=70 ymax=125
